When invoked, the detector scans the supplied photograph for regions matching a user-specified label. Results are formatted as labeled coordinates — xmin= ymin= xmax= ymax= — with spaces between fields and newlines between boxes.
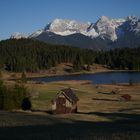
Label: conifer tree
xmin=21 ymin=72 xmax=27 ymax=83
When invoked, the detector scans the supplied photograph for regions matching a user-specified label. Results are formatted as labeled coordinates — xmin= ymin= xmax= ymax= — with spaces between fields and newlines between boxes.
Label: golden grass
xmin=1 ymin=80 xmax=140 ymax=139
xmin=17 ymin=80 xmax=139 ymax=122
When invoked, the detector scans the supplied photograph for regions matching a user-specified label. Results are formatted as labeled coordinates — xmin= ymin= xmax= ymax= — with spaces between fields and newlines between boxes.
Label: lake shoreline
xmin=2 ymin=62 xmax=140 ymax=83
xmin=29 ymin=70 xmax=140 ymax=85
xmin=27 ymin=69 xmax=140 ymax=79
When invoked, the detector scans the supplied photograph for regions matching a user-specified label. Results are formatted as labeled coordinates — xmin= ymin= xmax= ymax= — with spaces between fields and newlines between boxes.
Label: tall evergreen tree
xmin=21 ymin=72 xmax=27 ymax=83
xmin=73 ymin=54 xmax=84 ymax=71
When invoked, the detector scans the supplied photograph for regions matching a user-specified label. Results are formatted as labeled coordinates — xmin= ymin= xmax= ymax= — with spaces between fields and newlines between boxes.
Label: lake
xmin=31 ymin=71 xmax=140 ymax=84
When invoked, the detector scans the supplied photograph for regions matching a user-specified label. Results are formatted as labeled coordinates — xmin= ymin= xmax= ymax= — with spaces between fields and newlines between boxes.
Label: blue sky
xmin=0 ymin=0 xmax=140 ymax=40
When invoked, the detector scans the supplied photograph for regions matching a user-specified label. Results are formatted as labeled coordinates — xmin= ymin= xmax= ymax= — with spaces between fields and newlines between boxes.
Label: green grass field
xmin=0 ymin=80 xmax=140 ymax=139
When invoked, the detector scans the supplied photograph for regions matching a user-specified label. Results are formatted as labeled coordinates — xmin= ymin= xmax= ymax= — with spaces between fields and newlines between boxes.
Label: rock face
xmin=11 ymin=16 xmax=140 ymax=50
xmin=93 ymin=16 xmax=125 ymax=41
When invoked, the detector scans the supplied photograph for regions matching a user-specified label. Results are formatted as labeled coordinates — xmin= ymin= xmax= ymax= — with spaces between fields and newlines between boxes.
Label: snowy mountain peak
xmin=10 ymin=16 xmax=140 ymax=44
xmin=44 ymin=18 xmax=90 ymax=36
xmin=10 ymin=32 xmax=28 ymax=39
xmin=126 ymin=16 xmax=138 ymax=21
xmin=29 ymin=29 xmax=43 ymax=38
xmin=99 ymin=16 xmax=110 ymax=21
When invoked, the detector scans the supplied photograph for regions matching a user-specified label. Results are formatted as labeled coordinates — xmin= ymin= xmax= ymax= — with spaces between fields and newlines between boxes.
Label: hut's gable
xmin=61 ymin=88 xmax=79 ymax=103
xmin=52 ymin=88 xmax=79 ymax=114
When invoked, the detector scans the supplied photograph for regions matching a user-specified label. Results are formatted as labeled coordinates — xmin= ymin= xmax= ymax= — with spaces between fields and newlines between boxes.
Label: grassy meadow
xmin=0 ymin=78 xmax=140 ymax=139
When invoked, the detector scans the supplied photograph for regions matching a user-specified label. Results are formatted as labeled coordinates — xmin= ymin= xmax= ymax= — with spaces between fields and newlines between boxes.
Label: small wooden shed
xmin=52 ymin=88 xmax=79 ymax=114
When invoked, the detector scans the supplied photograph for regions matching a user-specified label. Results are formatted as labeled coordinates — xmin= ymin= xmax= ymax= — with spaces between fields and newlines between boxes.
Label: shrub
xmin=21 ymin=72 xmax=27 ymax=83
xmin=12 ymin=84 xmax=28 ymax=109
xmin=0 ymin=81 xmax=31 ymax=110
xmin=22 ymin=97 xmax=32 ymax=110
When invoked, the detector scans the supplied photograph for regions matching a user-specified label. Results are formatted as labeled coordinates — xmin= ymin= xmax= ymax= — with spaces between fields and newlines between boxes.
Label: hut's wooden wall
xmin=52 ymin=93 xmax=77 ymax=114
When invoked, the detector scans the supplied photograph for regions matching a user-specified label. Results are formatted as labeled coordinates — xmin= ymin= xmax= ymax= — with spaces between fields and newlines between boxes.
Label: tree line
xmin=0 ymin=39 xmax=96 ymax=72
xmin=95 ymin=47 xmax=140 ymax=70
xmin=0 ymin=39 xmax=140 ymax=72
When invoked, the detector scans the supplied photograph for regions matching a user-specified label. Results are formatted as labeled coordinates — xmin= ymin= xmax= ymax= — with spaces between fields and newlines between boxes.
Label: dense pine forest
xmin=0 ymin=38 xmax=140 ymax=72
xmin=95 ymin=47 xmax=140 ymax=70
xmin=0 ymin=39 xmax=95 ymax=72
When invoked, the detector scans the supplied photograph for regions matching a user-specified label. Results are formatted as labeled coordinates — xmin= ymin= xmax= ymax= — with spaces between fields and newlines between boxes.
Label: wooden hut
xmin=52 ymin=88 xmax=79 ymax=114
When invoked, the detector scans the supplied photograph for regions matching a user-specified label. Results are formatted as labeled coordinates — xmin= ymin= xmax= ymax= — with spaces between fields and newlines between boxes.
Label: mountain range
xmin=11 ymin=16 xmax=140 ymax=50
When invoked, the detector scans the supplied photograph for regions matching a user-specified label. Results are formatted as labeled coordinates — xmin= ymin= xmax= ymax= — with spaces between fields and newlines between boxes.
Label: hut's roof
xmin=61 ymin=88 xmax=79 ymax=102
xmin=52 ymin=88 xmax=79 ymax=103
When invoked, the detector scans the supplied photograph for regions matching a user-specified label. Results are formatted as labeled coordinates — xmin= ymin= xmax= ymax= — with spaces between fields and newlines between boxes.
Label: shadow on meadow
xmin=0 ymin=112 xmax=140 ymax=140
xmin=77 ymin=112 xmax=140 ymax=122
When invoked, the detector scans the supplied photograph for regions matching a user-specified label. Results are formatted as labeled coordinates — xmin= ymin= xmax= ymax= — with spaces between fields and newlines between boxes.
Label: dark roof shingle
xmin=61 ymin=88 xmax=79 ymax=102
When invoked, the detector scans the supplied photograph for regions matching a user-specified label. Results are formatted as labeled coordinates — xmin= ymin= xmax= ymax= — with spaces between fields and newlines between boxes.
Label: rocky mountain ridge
xmin=11 ymin=16 xmax=140 ymax=50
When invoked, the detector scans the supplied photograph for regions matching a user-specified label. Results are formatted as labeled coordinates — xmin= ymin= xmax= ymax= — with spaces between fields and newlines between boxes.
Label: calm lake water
xmin=31 ymin=71 xmax=140 ymax=84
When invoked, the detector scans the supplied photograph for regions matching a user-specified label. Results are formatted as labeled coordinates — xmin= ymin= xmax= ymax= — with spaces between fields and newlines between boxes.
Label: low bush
xmin=0 ymin=81 xmax=31 ymax=110
xmin=22 ymin=97 xmax=32 ymax=110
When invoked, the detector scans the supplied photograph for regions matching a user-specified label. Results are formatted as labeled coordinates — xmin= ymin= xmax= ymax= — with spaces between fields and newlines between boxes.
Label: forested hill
xmin=0 ymin=39 xmax=140 ymax=72
xmin=0 ymin=39 xmax=95 ymax=72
